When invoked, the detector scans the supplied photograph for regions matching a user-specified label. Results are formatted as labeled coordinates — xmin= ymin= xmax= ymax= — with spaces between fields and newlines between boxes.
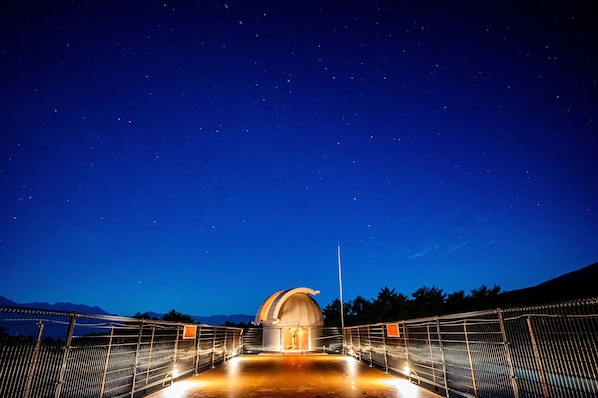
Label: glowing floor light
xmin=380 ymin=378 xmax=420 ymax=397
xmin=161 ymin=381 xmax=203 ymax=398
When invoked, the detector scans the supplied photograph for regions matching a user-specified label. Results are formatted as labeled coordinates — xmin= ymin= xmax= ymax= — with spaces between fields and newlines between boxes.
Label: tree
xmin=371 ymin=287 xmax=410 ymax=322
xmin=132 ymin=312 xmax=157 ymax=320
xmin=468 ymin=284 xmax=501 ymax=310
xmin=347 ymin=295 xmax=373 ymax=325
xmin=322 ymin=299 xmax=350 ymax=327
xmin=444 ymin=290 xmax=467 ymax=314
xmin=162 ymin=309 xmax=194 ymax=323
xmin=224 ymin=320 xmax=251 ymax=328
xmin=411 ymin=286 xmax=446 ymax=318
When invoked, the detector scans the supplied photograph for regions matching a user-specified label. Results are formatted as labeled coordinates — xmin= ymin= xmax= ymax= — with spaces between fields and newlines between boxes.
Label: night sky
xmin=1 ymin=1 xmax=596 ymax=317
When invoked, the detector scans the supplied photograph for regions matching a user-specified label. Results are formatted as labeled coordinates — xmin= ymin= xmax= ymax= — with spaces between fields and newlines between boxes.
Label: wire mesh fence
xmin=4 ymin=298 xmax=597 ymax=397
xmin=0 ymin=306 xmax=243 ymax=398
xmin=343 ymin=298 xmax=598 ymax=398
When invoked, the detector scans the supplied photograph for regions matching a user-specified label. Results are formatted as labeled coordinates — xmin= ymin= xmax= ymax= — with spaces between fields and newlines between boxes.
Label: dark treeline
xmin=133 ymin=309 xmax=193 ymax=323
xmin=132 ymin=310 xmax=252 ymax=328
xmin=322 ymin=284 xmax=501 ymax=327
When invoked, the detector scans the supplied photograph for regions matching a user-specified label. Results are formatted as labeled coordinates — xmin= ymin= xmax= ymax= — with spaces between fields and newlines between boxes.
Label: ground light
xmin=343 ymin=356 xmax=422 ymax=397
xmin=379 ymin=378 xmax=423 ymax=397
xmin=162 ymin=366 xmax=179 ymax=387
xmin=160 ymin=381 xmax=203 ymax=398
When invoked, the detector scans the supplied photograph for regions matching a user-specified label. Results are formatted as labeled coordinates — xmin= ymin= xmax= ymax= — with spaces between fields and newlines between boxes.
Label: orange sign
xmin=386 ymin=323 xmax=400 ymax=338
xmin=183 ymin=325 xmax=197 ymax=339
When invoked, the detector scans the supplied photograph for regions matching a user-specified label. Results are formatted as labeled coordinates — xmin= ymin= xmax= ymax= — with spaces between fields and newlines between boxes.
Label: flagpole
xmin=337 ymin=245 xmax=345 ymax=337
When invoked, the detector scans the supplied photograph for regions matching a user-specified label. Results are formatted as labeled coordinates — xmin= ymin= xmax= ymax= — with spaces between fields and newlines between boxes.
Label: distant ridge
xmin=0 ymin=296 xmax=110 ymax=315
xmin=0 ymin=297 xmax=254 ymax=326
xmin=143 ymin=312 xmax=254 ymax=326
xmin=499 ymin=262 xmax=598 ymax=307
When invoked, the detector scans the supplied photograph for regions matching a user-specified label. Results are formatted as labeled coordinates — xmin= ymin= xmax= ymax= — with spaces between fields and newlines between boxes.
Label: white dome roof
xmin=255 ymin=287 xmax=324 ymax=327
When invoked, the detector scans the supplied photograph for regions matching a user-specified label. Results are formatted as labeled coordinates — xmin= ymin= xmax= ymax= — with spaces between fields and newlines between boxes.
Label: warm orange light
xmin=379 ymin=378 xmax=420 ymax=397
xmin=160 ymin=381 xmax=203 ymax=398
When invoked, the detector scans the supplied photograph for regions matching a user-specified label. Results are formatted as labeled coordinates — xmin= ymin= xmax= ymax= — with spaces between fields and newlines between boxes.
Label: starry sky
xmin=1 ymin=1 xmax=596 ymax=317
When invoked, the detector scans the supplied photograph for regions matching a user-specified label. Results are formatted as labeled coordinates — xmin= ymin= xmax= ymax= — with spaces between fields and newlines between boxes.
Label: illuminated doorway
xmin=283 ymin=327 xmax=310 ymax=351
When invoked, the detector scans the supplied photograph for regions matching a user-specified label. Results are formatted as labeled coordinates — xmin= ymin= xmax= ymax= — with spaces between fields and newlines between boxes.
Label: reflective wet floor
xmin=147 ymin=354 xmax=441 ymax=398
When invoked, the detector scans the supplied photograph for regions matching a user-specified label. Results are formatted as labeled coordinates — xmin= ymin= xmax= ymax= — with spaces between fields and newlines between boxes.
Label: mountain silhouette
xmin=499 ymin=262 xmax=598 ymax=307
xmin=0 ymin=296 xmax=110 ymax=315
xmin=0 ymin=297 xmax=254 ymax=326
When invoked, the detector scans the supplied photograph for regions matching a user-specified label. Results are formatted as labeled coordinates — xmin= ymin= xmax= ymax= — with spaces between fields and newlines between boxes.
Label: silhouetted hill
xmin=144 ymin=311 xmax=254 ymax=325
xmin=0 ymin=298 xmax=254 ymax=326
xmin=0 ymin=296 xmax=110 ymax=315
xmin=500 ymin=262 xmax=598 ymax=307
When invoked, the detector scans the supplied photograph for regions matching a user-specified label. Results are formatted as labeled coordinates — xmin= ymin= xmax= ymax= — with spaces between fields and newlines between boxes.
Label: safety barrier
xmin=343 ymin=297 xmax=598 ymax=397
xmin=0 ymin=307 xmax=242 ymax=398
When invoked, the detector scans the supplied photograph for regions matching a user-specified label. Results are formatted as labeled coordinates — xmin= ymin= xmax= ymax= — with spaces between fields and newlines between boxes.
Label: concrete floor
xmin=147 ymin=354 xmax=441 ymax=398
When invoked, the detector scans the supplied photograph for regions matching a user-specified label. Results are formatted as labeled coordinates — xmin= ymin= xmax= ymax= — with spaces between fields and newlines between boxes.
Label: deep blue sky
xmin=1 ymin=1 xmax=596 ymax=317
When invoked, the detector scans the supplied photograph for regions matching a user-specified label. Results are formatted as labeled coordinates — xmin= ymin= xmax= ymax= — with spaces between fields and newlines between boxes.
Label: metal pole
xmin=23 ymin=320 xmax=44 ymax=398
xmin=99 ymin=326 xmax=114 ymax=398
xmin=211 ymin=327 xmax=217 ymax=367
xmin=357 ymin=326 xmax=362 ymax=361
xmin=526 ymin=316 xmax=549 ymax=398
xmin=224 ymin=328 xmax=228 ymax=361
xmin=427 ymin=323 xmax=437 ymax=384
xmin=463 ymin=320 xmax=478 ymax=398
xmin=337 ymin=245 xmax=345 ymax=334
xmin=498 ymin=309 xmax=520 ymax=398
xmin=435 ymin=316 xmax=450 ymax=398
xmin=54 ymin=313 xmax=76 ymax=398
xmin=194 ymin=326 xmax=202 ymax=374
xmin=403 ymin=321 xmax=411 ymax=381
xmin=367 ymin=325 xmax=373 ymax=367
xmin=173 ymin=324 xmax=180 ymax=373
xmin=145 ymin=326 xmax=155 ymax=386
xmin=382 ymin=324 xmax=389 ymax=373
xmin=130 ymin=320 xmax=144 ymax=398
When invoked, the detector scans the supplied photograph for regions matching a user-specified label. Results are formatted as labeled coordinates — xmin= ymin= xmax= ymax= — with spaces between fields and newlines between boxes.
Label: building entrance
xmin=283 ymin=327 xmax=309 ymax=350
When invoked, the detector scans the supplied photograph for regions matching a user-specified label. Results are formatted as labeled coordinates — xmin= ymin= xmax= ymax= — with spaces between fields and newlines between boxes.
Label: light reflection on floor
xmin=149 ymin=354 xmax=441 ymax=398
xmin=159 ymin=381 xmax=203 ymax=398
xmin=380 ymin=378 xmax=426 ymax=397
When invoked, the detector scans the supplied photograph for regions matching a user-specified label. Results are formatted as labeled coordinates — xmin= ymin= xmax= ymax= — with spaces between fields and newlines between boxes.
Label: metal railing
xmin=0 ymin=306 xmax=242 ymax=398
xmin=343 ymin=297 xmax=598 ymax=398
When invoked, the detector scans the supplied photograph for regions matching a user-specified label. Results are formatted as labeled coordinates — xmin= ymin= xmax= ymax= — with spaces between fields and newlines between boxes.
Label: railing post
xmin=382 ymin=324 xmax=389 ymax=373
xmin=211 ymin=327 xmax=217 ymax=368
xmin=224 ymin=328 xmax=228 ymax=361
xmin=526 ymin=316 xmax=550 ymax=398
xmin=348 ymin=326 xmax=352 ymax=355
xmin=463 ymin=320 xmax=478 ymax=397
xmin=435 ymin=316 xmax=450 ymax=398
xmin=498 ymin=309 xmax=520 ymax=398
xmin=367 ymin=325 xmax=373 ymax=367
xmin=130 ymin=320 xmax=144 ymax=398
xmin=54 ymin=313 xmax=76 ymax=398
xmin=402 ymin=321 xmax=410 ymax=376
xmin=23 ymin=320 xmax=44 ymax=398
xmin=99 ymin=326 xmax=114 ymax=398
xmin=173 ymin=324 xmax=180 ymax=373
xmin=145 ymin=326 xmax=155 ymax=387
xmin=357 ymin=327 xmax=362 ymax=361
xmin=194 ymin=325 xmax=202 ymax=374
xmin=427 ymin=323 xmax=437 ymax=384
